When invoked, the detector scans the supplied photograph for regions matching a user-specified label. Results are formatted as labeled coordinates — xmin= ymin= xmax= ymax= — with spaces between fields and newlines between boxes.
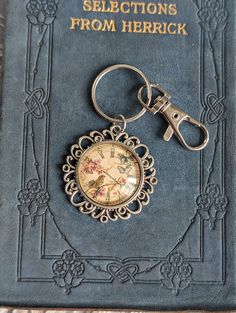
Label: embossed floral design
xmin=160 ymin=252 xmax=192 ymax=295
xmin=198 ymin=0 xmax=228 ymax=39
xmin=28 ymin=178 xmax=41 ymax=193
xmin=26 ymin=0 xmax=41 ymax=16
xmin=71 ymin=260 xmax=85 ymax=278
xmin=18 ymin=189 xmax=33 ymax=204
xmin=196 ymin=184 xmax=228 ymax=230
xmin=160 ymin=262 xmax=174 ymax=278
xmin=62 ymin=249 xmax=76 ymax=264
xmin=17 ymin=179 xmax=49 ymax=226
xmin=52 ymin=260 xmax=67 ymax=277
xmin=26 ymin=0 xmax=58 ymax=32
xmin=43 ymin=0 xmax=57 ymax=17
xmin=52 ymin=250 xmax=85 ymax=294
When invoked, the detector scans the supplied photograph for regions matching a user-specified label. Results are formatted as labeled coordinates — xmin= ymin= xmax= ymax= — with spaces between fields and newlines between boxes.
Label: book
xmin=0 ymin=0 xmax=235 ymax=310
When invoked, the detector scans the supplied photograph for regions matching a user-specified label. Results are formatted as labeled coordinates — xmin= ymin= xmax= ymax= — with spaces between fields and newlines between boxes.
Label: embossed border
xmin=16 ymin=0 xmax=228 ymax=297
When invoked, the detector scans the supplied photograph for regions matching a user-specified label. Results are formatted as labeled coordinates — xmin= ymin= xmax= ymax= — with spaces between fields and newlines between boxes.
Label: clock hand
xmin=90 ymin=159 xmax=122 ymax=185
xmin=102 ymin=170 xmax=121 ymax=185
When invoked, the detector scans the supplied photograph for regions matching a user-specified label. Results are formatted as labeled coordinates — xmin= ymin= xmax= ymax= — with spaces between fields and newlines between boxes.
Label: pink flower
xmin=91 ymin=187 xmax=106 ymax=199
xmin=118 ymin=177 xmax=127 ymax=185
xmin=82 ymin=158 xmax=103 ymax=174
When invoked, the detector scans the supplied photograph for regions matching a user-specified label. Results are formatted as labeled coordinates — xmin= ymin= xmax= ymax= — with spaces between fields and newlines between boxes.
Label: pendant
xmin=62 ymin=64 xmax=209 ymax=223
xmin=63 ymin=123 xmax=157 ymax=223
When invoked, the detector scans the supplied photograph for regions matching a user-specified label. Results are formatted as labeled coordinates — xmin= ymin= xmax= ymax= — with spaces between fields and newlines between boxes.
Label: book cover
xmin=0 ymin=0 xmax=235 ymax=310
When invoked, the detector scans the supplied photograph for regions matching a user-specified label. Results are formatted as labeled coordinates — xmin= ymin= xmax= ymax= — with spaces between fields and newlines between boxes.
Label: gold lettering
xmin=93 ymin=0 xmax=102 ymax=12
xmin=143 ymin=21 xmax=153 ymax=33
xmin=83 ymin=0 xmax=92 ymax=12
xmin=153 ymin=22 xmax=163 ymax=34
xmin=101 ymin=0 xmax=111 ymax=12
xmin=178 ymin=23 xmax=188 ymax=35
xmin=169 ymin=4 xmax=177 ymax=15
xmin=162 ymin=22 xmax=168 ymax=34
xmin=102 ymin=19 xmax=116 ymax=32
xmin=80 ymin=18 xmax=91 ymax=30
xmin=147 ymin=3 xmax=157 ymax=15
xmin=120 ymin=2 xmax=130 ymax=14
xmin=82 ymin=1 xmax=179 ymax=17
xmin=122 ymin=20 xmax=133 ymax=33
xmin=131 ymin=2 xmax=139 ymax=14
xmin=71 ymin=18 xmax=117 ymax=32
xmin=92 ymin=19 xmax=103 ymax=31
xmin=131 ymin=2 xmax=145 ymax=14
xmin=133 ymin=21 xmax=143 ymax=33
xmin=167 ymin=23 xmax=176 ymax=34
xmin=110 ymin=1 xmax=119 ymax=13
xmin=140 ymin=2 xmax=146 ymax=14
xmin=158 ymin=3 xmax=168 ymax=15
xmin=70 ymin=18 xmax=80 ymax=30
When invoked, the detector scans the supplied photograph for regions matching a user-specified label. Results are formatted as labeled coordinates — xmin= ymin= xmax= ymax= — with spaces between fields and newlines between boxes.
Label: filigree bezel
xmin=62 ymin=125 xmax=158 ymax=223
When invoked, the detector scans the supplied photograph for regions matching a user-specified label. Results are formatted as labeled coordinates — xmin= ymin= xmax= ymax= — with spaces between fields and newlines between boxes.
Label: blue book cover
xmin=0 ymin=0 xmax=235 ymax=309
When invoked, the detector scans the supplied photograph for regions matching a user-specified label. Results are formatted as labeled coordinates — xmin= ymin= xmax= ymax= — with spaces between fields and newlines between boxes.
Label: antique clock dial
xmin=76 ymin=142 xmax=143 ymax=208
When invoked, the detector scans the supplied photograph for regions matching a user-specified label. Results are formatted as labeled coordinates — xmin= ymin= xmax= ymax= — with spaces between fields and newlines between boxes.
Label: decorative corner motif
xmin=52 ymin=250 xmax=85 ymax=295
xmin=196 ymin=184 xmax=228 ymax=230
xmin=160 ymin=252 xmax=192 ymax=296
xmin=198 ymin=0 xmax=228 ymax=40
xmin=17 ymin=179 xmax=49 ymax=226
xmin=26 ymin=0 xmax=58 ymax=33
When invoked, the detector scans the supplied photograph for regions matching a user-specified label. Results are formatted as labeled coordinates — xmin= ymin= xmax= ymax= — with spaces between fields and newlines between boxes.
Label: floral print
xmin=77 ymin=143 xmax=141 ymax=207
xmin=90 ymin=186 xmax=106 ymax=199
xmin=118 ymin=177 xmax=127 ymax=185
xmin=82 ymin=157 xmax=103 ymax=175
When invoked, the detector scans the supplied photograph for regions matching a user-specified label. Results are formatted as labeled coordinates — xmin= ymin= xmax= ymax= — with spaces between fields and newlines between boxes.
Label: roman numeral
xmin=97 ymin=147 xmax=104 ymax=159
xmin=111 ymin=145 xmax=115 ymax=157
xmin=106 ymin=191 xmax=110 ymax=202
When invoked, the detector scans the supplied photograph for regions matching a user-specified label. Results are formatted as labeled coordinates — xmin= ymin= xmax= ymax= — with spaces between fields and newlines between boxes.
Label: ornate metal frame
xmin=63 ymin=125 xmax=157 ymax=223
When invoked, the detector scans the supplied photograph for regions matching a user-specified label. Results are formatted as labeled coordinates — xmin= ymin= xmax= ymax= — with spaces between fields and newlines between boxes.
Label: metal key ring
xmin=91 ymin=64 xmax=152 ymax=124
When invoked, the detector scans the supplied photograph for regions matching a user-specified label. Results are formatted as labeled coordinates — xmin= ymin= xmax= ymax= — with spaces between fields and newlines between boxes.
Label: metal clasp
xmin=138 ymin=84 xmax=209 ymax=152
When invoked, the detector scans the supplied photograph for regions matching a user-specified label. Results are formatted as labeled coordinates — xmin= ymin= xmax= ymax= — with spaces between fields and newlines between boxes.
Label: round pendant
xmin=63 ymin=125 xmax=157 ymax=223
xmin=76 ymin=141 xmax=143 ymax=208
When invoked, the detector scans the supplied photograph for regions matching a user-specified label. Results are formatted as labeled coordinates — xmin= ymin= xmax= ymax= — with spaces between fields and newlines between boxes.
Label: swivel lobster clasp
xmin=138 ymin=84 xmax=209 ymax=152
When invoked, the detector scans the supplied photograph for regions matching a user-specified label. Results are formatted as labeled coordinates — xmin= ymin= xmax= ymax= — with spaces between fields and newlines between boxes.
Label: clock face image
xmin=76 ymin=142 xmax=143 ymax=208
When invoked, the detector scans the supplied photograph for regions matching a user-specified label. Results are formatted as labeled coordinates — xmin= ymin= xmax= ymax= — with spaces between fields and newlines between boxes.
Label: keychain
xmin=63 ymin=64 xmax=209 ymax=223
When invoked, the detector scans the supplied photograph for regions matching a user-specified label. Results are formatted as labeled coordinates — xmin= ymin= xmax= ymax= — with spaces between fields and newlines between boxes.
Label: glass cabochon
xmin=76 ymin=142 xmax=143 ymax=207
